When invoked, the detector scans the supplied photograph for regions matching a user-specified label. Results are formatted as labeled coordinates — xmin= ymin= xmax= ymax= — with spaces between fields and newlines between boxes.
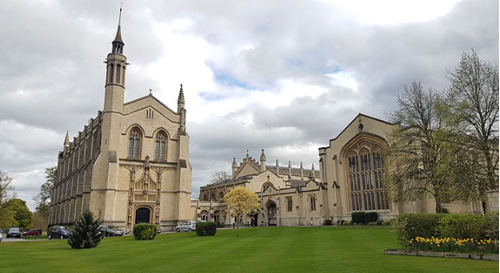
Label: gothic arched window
xmin=346 ymin=140 xmax=389 ymax=212
xmin=155 ymin=131 xmax=167 ymax=161
xmin=128 ymin=128 xmax=141 ymax=158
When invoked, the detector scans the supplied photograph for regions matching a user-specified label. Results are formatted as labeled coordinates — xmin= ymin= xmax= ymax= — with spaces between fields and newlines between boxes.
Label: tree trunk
xmin=435 ymin=200 xmax=442 ymax=213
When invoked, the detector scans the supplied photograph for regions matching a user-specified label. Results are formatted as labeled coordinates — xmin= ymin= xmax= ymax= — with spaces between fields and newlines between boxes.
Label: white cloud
xmin=0 ymin=0 xmax=497 ymax=211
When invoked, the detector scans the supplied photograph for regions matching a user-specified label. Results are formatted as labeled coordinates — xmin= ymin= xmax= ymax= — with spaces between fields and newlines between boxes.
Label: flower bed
xmin=410 ymin=236 xmax=498 ymax=254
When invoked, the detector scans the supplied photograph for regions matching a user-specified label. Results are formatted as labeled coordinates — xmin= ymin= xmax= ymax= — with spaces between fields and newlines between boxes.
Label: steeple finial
xmin=64 ymin=131 xmax=70 ymax=147
xmin=112 ymin=5 xmax=125 ymax=54
xmin=119 ymin=2 xmax=123 ymax=26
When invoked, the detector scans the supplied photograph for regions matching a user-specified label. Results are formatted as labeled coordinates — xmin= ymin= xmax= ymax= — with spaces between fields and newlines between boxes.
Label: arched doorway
xmin=135 ymin=207 xmax=151 ymax=224
xmin=267 ymin=202 xmax=277 ymax=226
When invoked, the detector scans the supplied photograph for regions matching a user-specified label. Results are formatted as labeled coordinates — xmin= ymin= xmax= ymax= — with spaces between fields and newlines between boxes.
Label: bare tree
xmin=0 ymin=170 xmax=14 ymax=209
xmin=386 ymin=81 xmax=464 ymax=213
xmin=211 ymin=171 xmax=231 ymax=183
xmin=446 ymin=49 xmax=499 ymax=210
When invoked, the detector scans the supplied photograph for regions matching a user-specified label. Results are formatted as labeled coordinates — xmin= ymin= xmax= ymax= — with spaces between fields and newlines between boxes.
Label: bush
xmin=196 ymin=221 xmax=217 ymax=236
xmin=351 ymin=212 xmax=378 ymax=225
xmin=68 ymin=211 xmax=102 ymax=249
xmin=367 ymin=222 xmax=377 ymax=226
xmin=382 ymin=220 xmax=392 ymax=226
xmin=393 ymin=213 xmax=446 ymax=247
xmin=376 ymin=220 xmax=384 ymax=225
xmin=324 ymin=219 xmax=333 ymax=226
xmin=484 ymin=212 xmax=499 ymax=240
xmin=438 ymin=214 xmax=485 ymax=240
xmin=133 ymin=223 xmax=157 ymax=240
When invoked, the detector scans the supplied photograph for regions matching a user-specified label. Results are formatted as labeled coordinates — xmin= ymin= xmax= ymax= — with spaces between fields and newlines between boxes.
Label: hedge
xmin=196 ymin=221 xmax=217 ymax=236
xmin=133 ymin=223 xmax=157 ymax=240
xmin=351 ymin=212 xmax=378 ymax=225
xmin=393 ymin=213 xmax=500 ymax=248
xmin=438 ymin=212 xmax=499 ymax=240
xmin=392 ymin=213 xmax=446 ymax=247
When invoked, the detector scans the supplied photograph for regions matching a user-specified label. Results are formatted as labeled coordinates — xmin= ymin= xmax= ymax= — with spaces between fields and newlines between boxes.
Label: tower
xmin=91 ymin=7 xmax=128 ymax=222
xmin=104 ymin=7 xmax=127 ymax=113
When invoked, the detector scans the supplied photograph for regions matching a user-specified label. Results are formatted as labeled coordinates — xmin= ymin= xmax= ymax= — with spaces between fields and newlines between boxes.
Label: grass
xmin=0 ymin=227 xmax=497 ymax=273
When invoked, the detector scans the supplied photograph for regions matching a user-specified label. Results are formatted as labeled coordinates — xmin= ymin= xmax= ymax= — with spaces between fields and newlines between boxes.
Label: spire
xmin=177 ymin=84 xmax=185 ymax=112
xmin=112 ymin=6 xmax=125 ymax=54
xmin=64 ymin=131 xmax=70 ymax=147
xmin=232 ymin=157 xmax=237 ymax=168
xmin=232 ymin=157 xmax=238 ymax=178
xmin=260 ymin=149 xmax=266 ymax=162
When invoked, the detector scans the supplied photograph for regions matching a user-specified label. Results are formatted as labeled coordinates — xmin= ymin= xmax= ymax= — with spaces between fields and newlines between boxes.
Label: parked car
xmin=0 ymin=232 xmax=3 ymax=242
xmin=7 ymin=227 xmax=21 ymax=238
xmin=22 ymin=229 xmax=43 ymax=237
xmin=99 ymin=225 xmax=124 ymax=237
xmin=175 ymin=221 xmax=197 ymax=232
xmin=48 ymin=226 xmax=72 ymax=240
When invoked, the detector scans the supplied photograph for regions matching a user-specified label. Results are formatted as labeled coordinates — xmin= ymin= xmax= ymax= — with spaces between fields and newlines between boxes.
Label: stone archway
xmin=135 ymin=207 xmax=151 ymax=224
xmin=267 ymin=202 xmax=277 ymax=226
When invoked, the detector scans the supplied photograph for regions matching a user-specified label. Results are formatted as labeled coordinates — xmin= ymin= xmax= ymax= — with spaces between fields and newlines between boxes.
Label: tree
xmin=68 ymin=211 xmax=102 ymax=249
xmin=0 ymin=171 xmax=16 ymax=228
xmin=0 ymin=170 xmax=15 ymax=208
xmin=221 ymin=187 xmax=259 ymax=235
xmin=386 ymin=81 xmax=465 ymax=213
xmin=33 ymin=167 xmax=57 ymax=226
xmin=211 ymin=171 xmax=231 ymax=183
xmin=446 ymin=49 xmax=499 ymax=210
xmin=3 ymin=198 xmax=32 ymax=229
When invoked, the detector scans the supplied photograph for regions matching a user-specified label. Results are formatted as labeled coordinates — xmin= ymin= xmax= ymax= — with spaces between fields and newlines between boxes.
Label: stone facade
xmin=49 ymin=19 xmax=192 ymax=232
xmin=196 ymin=150 xmax=324 ymax=227
xmin=195 ymin=114 xmax=493 ymax=227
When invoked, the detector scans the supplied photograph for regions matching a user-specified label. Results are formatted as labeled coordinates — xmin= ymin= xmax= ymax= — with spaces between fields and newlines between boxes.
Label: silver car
xmin=175 ymin=221 xmax=197 ymax=232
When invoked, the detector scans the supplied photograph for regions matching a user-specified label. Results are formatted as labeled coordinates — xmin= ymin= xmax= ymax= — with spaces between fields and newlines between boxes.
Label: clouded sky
xmin=0 ymin=0 xmax=497 ymax=211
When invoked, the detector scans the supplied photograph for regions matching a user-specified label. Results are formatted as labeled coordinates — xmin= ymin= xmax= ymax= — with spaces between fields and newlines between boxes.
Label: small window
xmin=287 ymin=197 xmax=293 ymax=212
xmin=310 ymin=195 xmax=316 ymax=211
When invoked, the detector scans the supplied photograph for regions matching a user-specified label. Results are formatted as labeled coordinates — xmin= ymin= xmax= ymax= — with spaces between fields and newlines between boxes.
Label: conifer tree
xmin=68 ymin=211 xmax=102 ymax=249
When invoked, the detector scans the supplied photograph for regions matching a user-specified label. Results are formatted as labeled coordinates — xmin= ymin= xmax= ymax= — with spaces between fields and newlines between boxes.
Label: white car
xmin=175 ymin=221 xmax=197 ymax=232
xmin=0 ymin=232 xmax=3 ymax=242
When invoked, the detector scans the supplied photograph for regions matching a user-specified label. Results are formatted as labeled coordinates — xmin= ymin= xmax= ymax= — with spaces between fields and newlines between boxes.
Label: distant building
xmin=49 ymin=11 xmax=192 ymax=232
xmin=194 ymin=114 xmax=490 ymax=227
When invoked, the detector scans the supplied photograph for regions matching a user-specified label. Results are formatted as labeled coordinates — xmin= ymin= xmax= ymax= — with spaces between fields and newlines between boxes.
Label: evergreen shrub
xmin=196 ymin=221 xmax=217 ymax=236
xmin=324 ymin=219 xmax=333 ymax=226
xmin=68 ymin=211 xmax=102 ymax=249
xmin=438 ymin=213 xmax=499 ymax=240
xmin=393 ymin=213 xmax=446 ymax=247
xmin=351 ymin=212 xmax=378 ymax=224
xmin=133 ymin=223 xmax=157 ymax=240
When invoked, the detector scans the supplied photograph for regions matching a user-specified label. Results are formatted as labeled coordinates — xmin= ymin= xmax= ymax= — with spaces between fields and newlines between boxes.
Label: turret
xmin=260 ymin=149 xmax=266 ymax=172
xmin=103 ymin=7 xmax=127 ymax=113
xmin=232 ymin=157 xmax=238 ymax=178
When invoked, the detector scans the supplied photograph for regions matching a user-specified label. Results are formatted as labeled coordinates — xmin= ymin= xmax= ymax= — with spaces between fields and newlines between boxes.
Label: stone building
xmin=194 ymin=113 xmax=488 ymax=227
xmin=49 ymin=13 xmax=192 ymax=232
xmin=195 ymin=150 xmax=325 ymax=227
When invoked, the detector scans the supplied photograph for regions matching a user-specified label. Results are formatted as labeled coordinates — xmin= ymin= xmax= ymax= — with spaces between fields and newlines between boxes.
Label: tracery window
xmin=128 ymin=128 xmax=141 ymax=158
xmin=347 ymin=140 xmax=389 ymax=212
xmin=155 ymin=131 xmax=167 ymax=161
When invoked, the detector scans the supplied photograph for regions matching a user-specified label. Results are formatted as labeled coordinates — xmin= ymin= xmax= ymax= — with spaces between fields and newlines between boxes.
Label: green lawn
xmin=0 ymin=227 xmax=497 ymax=273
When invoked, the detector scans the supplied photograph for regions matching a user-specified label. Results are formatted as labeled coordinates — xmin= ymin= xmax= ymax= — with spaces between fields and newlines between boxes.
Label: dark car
xmin=48 ymin=226 xmax=72 ymax=240
xmin=22 ymin=229 xmax=43 ymax=237
xmin=7 ymin=227 xmax=21 ymax=238
xmin=99 ymin=225 xmax=124 ymax=237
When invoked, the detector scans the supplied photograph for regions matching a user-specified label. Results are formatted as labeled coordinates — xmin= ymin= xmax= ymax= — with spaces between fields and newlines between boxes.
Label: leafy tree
xmin=3 ymin=198 xmax=32 ymax=229
xmin=33 ymin=167 xmax=57 ymax=226
xmin=68 ymin=211 xmax=102 ymax=249
xmin=386 ymin=81 xmax=464 ymax=213
xmin=445 ymin=49 xmax=499 ymax=210
xmin=211 ymin=171 xmax=231 ymax=183
xmin=222 ymin=187 xmax=259 ymax=235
